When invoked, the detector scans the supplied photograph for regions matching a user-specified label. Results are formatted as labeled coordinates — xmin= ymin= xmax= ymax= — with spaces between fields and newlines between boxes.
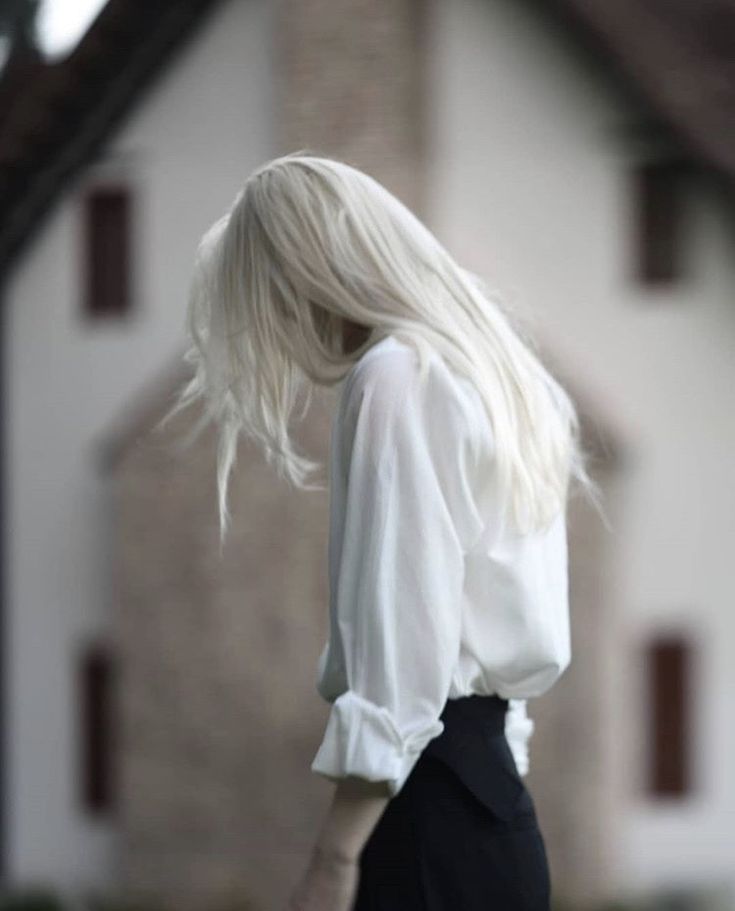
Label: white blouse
xmin=311 ymin=334 xmax=571 ymax=798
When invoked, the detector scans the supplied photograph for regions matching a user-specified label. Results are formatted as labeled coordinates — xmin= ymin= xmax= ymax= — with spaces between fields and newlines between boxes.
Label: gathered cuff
xmin=504 ymin=698 xmax=535 ymax=776
xmin=310 ymin=690 xmax=444 ymax=797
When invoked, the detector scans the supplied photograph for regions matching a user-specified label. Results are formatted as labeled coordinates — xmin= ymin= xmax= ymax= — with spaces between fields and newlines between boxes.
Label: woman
xmin=160 ymin=151 xmax=604 ymax=910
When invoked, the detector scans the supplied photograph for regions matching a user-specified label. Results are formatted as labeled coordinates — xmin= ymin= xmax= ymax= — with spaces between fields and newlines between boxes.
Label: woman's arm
xmin=315 ymin=777 xmax=391 ymax=862
xmin=286 ymin=779 xmax=391 ymax=911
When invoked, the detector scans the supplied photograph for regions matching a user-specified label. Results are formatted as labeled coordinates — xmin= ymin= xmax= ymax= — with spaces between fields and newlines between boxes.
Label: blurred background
xmin=0 ymin=0 xmax=733 ymax=909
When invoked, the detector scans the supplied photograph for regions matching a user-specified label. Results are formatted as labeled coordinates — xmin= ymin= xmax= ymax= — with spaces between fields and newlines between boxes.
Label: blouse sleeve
xmin=504 ymin=698 xmax=535 ymax=777
xmin=310 ymin=346 xmax=483 ymax=797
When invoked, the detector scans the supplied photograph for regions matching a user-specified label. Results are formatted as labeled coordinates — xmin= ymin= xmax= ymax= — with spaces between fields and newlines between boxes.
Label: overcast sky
xmin=36 ymin=0 xmax=109 ymax=60
xmin=0 ymin=0 xmax=109 ymax=87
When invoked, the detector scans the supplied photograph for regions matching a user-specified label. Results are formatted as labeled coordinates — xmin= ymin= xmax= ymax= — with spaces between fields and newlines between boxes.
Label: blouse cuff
xmin=310 ymin=690 xmax=444 ymax=797
xmin=504 ymin=698 xmax=535 ymax=777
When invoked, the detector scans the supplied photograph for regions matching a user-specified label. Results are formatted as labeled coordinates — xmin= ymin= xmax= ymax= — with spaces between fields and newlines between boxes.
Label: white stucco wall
xmin=3 ymin=0 xmax=273 ymax=893
xmin=427 ymin=0 xmax=735 ymax=901
xmin=4 ymin=0 xmax=735 ymax=902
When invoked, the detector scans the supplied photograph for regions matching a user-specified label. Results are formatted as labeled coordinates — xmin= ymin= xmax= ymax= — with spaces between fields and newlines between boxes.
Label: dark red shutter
xmin=84 ymin=186 xmax=132 ymax=317
xmin=634 ymin=160 xmax=686 ymax=286
xmin=647 ymin=634 xmax=691 ymax=796
xmin=79 ymin=643 xmax=115 ymax=813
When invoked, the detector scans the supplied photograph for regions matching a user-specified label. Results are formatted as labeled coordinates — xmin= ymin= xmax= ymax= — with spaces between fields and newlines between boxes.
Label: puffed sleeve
xmin=310 ymin=345 xmax=483 ymax=797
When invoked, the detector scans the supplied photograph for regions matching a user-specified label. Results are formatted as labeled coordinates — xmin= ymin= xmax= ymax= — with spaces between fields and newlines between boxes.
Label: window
xmin=646 ymin=633 xmax=692 ymax=796
xmin=83 ymin=185 xmax=133 ymax=318
xmin=78 ymin=641 xmax=116 ymax=814
xmin=632 ymin=159 xmax=688 ymax=286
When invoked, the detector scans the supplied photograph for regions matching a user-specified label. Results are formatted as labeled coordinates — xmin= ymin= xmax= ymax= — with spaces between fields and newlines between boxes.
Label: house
xmin=1 ymin=0 xmax=733 ymax=908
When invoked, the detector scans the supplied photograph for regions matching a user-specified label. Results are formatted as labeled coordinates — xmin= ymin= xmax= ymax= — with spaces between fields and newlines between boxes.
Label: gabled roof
xmin=548 ymin=0 xmax=735 ymax=184
xmin=1 ymin=0 xmax=735 ymax=289
xmin=0 ymin=0 xmax=225 ymax=287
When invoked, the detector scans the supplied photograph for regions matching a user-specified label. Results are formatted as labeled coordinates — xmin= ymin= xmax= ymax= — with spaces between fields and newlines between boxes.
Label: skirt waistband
xmin=418 ymin=693 xmax=524 ymax=821
xmin=438 ymin=693 xmax=509 ymax=736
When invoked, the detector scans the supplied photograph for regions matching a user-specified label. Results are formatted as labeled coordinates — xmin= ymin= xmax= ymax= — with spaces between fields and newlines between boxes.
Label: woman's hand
xmin=285 ymin=844 xmax=360 ymax=911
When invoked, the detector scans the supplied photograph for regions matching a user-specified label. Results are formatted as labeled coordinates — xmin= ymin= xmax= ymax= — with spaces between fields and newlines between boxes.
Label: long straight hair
xmin=159 ymin=150 xmax=605 ymax=551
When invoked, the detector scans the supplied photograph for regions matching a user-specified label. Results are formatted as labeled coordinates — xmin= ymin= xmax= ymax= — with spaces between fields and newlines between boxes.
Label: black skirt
xmin=352 ymin=693 xmax=551 ymax=911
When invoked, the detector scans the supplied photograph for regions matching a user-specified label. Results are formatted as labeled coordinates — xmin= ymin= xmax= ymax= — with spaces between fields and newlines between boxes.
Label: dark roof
xmin=547 ymin=0 xmax=735 ymax=182
xmin=2 ymin=0 xmax=735 ymax=289
xmin=0 ymin=0 xmax=225 ymax=288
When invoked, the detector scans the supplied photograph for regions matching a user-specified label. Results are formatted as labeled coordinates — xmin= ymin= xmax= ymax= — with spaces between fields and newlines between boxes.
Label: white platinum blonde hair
xmin=159 ymin=150 xmax=605 ymax=551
